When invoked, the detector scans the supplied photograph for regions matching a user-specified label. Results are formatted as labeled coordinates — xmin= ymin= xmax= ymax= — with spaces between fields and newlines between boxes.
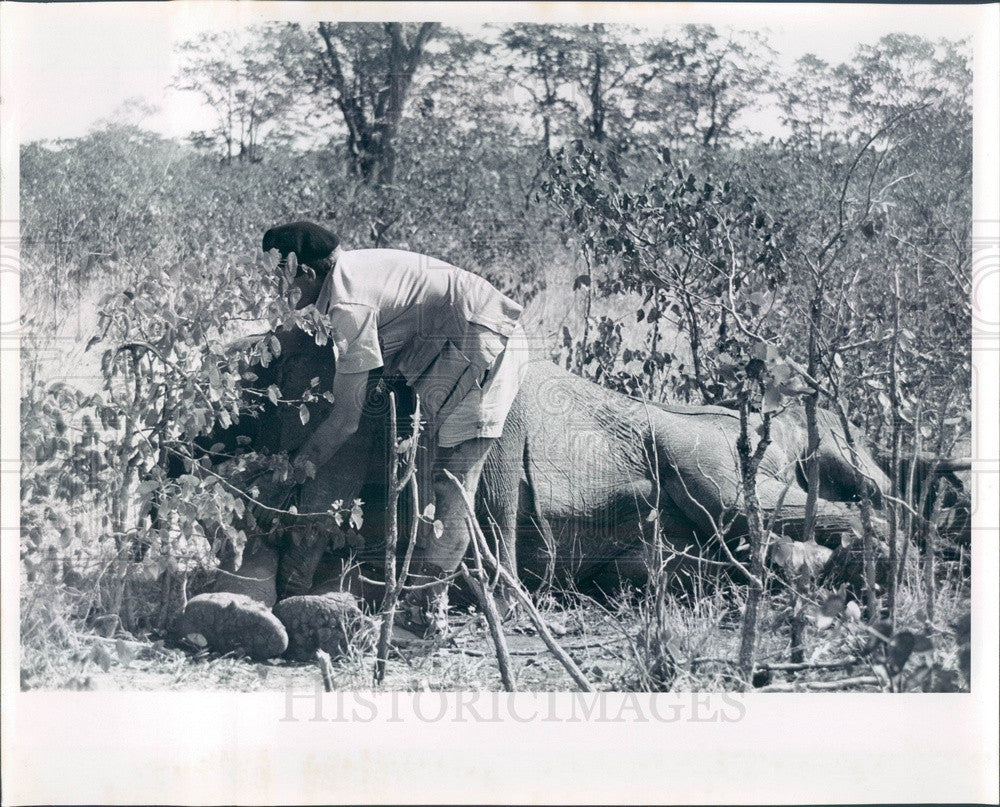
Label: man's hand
xmin=290 ymin=370 xmax=368 ymax=475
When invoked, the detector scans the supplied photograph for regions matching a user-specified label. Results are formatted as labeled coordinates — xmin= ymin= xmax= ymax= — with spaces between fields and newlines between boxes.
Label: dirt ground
xmin=23 ymin=594 xmax=903 ymax=693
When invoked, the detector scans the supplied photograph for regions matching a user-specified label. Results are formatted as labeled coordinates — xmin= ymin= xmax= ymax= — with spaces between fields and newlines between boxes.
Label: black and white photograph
xmin=1 ymin=2 xmax=997 ymax=804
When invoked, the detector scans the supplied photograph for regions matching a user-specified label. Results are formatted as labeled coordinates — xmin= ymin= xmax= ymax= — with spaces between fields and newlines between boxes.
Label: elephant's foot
xmin=273 ymin=593 xmax=374 ymax=661
xmin=176 ymin=592 xmax=288 ymax=661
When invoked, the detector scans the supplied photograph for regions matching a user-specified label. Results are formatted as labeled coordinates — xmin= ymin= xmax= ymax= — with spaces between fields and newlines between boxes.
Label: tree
xmin=301 ymin=22 xmax=440 ymax=185
xmin=775 ymin=54 xmax=848 ymax=156
xmin=501 ymin=24 xmax=582 ymax=153
xmin=635 ymin=25 xmax=775 ymax=150
xmin=174 ymin=26 xmax=299 ymax=163
xmin=749 ymin=34 xmax=972 ymax=621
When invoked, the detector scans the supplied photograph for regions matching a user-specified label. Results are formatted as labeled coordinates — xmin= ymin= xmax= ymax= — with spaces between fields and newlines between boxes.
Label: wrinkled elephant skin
xmin=175 ymin=333 xmax=895 ymax=657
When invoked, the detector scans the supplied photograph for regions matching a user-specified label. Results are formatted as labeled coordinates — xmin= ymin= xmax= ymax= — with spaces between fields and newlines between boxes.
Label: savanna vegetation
xmin=19 ymin=23 xmax=972 ymax=691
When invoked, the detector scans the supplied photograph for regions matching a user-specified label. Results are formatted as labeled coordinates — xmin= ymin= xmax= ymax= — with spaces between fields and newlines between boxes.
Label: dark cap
xmin=262 ymin=221 xmax=340 ymax=274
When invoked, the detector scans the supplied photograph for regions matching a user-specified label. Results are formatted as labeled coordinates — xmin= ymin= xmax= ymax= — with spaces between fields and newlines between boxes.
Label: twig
xmin=455 ymin=639 xmax=627 ymax=659
xmin=757 ymin=675 xmax=880 ymax=693
xmin=443 ymin=470 xmax=595 ymax=693
xmin=759 ymin=658 xmax=862 ymax=672
xmin=374 ymin=393 xmax=422 ymax=685
xmin=459 ymin=562 xmax=516 ymax=691
xmin=316 ymin=649 xmax=335 ymax=692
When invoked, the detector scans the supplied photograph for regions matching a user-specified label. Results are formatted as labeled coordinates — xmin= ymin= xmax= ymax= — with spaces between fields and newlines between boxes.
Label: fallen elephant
xmin=165 ymin=329 xmax=919 ymax=660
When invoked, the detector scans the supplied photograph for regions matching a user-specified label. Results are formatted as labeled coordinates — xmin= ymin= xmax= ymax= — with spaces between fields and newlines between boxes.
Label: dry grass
xmin=20 ymin=567 xmax=970 ymax=692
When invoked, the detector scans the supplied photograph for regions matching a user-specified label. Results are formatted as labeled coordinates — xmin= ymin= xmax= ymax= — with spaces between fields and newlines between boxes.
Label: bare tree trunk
xmin=589 ymin=43 xmax=605 ymax=142
xmin=374 ymin=393 xmax=421 ymax=685
xmin=887 ymin=268 xmax=902 ymax=626
xmin=316 ymin=22 xmax=437 ymax=186
xmin=794 ymin=293 xmax=822 ymax=664
xmin=736 ymin=392 xmax=771 ymax=685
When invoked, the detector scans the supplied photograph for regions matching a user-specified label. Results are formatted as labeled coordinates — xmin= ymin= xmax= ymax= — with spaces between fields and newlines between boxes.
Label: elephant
xmin=446 ymin=360 xmax=891 ymax=593
xmin=873 ymin=452 xmax=972 ymax=549
xmin=169 ymin=327 xmax=914 ymax=658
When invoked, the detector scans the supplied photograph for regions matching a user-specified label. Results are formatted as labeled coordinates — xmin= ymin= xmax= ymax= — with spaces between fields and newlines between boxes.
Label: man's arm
xmin=293 ymin=370 xmax=369 ymax=474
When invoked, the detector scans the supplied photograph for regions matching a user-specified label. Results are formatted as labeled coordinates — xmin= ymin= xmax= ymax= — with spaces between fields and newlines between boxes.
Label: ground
xmin=23 ymin=589 xmax=939 ymax=693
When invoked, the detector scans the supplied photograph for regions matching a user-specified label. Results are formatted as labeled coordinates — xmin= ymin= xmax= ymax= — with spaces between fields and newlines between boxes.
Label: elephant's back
xmin=512 ymin=360 xmax=656 ymax=423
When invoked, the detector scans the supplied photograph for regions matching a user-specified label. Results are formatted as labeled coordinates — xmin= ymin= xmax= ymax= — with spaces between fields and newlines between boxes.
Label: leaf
xmin=646 ymin=508 xmax=658 ymax=522
xmin=573 ymin=274 xmax=591 ymax=290
xmin=432 ymin=519 xmax=444 ymax=539
xmin=349 ymin=503 xmax=364 ymax=531
xmin=270 ymin=335 xmax=282 ymax=357
xmin=845 ymin=601 xmax=862 ymax=621
xmin=762 ymin=385 xmax=783 ymax=413
xmin=267 ymin=385 xmax=280 ymax=406
xmin=298 ymin=404 xmax=310 ymax=425
xmin=90 ymin=644 xmax=113 ymax=672
xmin=815 ymin=614 xmax=834 ymax=630
xmin=186 ymin=632 xmax=208 ymax=648
xmin=207 ymin=363 xmax=222 ymax=392
xmin=116 ymin=639 xmax=136 ymax=667
xmin=888 ymin=631 xmax=916 ymax=671
xmin=422 ymin=503 xmax=436 ymax=520
xmin=136 ymin=479 xmax=160 ymax=496
xmin=820 ymin=587 xmax=847 ymax=617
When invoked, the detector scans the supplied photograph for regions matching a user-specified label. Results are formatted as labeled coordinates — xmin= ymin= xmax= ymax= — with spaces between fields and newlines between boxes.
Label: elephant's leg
xmin=277 ymin=431 xmax=372 ymax=598
xmin=211 ymin=537 xmax=279 ymax=605
xmin=277 ymin=530 xmax=331 ymax=599
xmin=176 ymin=537 xmax=289 ymax=661
xmin=274 ymin=591 xmax=374 ymax=661
xmin=478 ymin=432 xmax=526 ymax=619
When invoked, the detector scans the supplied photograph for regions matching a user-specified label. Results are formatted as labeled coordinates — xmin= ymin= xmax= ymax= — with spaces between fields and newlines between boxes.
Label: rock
xmin=273 ymin=592 xmax=374 ymax=661
xmin=176 ymin=593 xmax=288 ymax=661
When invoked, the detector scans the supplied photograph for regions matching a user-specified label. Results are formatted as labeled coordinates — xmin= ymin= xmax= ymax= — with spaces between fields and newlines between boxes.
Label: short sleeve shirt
xmin=315 ymin=249 xmax=522 ymax=381
xmin=323 ymin=302 xmax=382 ymax=375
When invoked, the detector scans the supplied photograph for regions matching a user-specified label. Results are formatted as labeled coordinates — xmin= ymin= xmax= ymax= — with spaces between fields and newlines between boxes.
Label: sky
xmin=0 ymin=2 xmax=988 ymax=145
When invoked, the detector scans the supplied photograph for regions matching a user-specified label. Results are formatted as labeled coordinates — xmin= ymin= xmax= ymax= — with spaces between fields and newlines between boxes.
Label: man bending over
xmin=263 ymin=222 xmax=530 ymax=634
